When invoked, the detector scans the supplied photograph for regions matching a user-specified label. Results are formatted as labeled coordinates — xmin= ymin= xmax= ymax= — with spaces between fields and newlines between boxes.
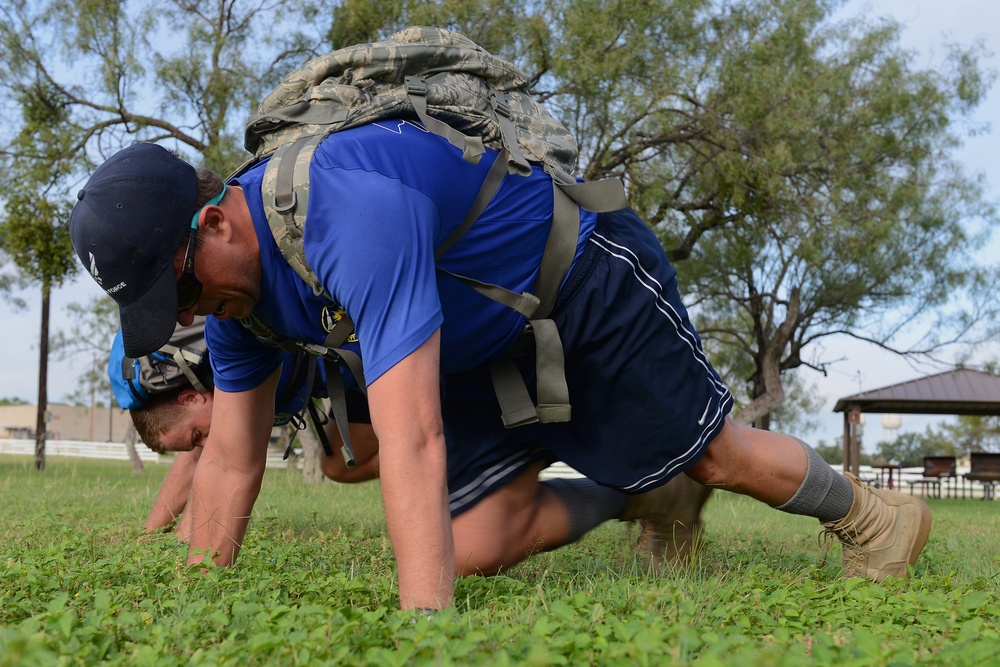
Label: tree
xmin=643 ymin=1 xmax=998 ymax=427
xmin=0 ymin=0 xmax=322 ymax=471
xmin=0 ymin=192 xmax=78 ymax=470
xmin=0 ymin=253 xmax=26 ymax=309
xmin=51 ymin=295 xmax=120 ymax=440
xmin=872 ymin=432 xmax=956 ymax=468
xmin=923 ymin=416 xmax=1000 ymax=456
xmin=0 ymin=396 xmax=29 ymax=406
xmin=0 ymin=0 xmax=325 ymax=175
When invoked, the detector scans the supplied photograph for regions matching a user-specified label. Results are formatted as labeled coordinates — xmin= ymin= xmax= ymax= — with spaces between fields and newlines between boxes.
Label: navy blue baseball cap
xmin=70 ymin=143 xmax=199 ymax=358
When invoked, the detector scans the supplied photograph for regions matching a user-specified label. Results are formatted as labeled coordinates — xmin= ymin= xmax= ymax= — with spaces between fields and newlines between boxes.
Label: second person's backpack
xmin=110 ymin=317 xmax=212 ymax=410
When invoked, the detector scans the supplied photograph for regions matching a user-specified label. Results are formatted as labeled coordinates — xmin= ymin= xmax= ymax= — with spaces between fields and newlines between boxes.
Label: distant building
xmin=0 ymin=403 xmax=133 ymax=442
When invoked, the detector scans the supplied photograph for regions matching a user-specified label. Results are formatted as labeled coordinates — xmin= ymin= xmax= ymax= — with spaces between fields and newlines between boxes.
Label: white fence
xmin=1 ymin=441 xmax=992 ymax=497
xmin=0 ymin=438 xmax=160 ymax=463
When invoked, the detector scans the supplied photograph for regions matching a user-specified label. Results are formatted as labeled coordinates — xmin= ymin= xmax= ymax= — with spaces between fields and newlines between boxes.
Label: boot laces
xmin=817 ymin=519 xmax=862 ymax=568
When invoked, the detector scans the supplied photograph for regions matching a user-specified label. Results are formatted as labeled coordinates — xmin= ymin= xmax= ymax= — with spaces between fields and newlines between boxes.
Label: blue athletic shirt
xmin=206 ymin=120 xmax=597 ymax=393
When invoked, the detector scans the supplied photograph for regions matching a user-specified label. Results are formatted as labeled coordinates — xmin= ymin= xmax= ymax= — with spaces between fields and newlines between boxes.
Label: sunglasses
xmin=177 ymin=184 xmax=227 ymax=311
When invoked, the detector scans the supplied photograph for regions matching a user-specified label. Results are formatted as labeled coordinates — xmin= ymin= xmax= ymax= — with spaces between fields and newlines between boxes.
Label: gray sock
xmin=543 ymin=478 xmax=630 ymax=543
xmin=775 ymin=439 xmax=854 ymax=523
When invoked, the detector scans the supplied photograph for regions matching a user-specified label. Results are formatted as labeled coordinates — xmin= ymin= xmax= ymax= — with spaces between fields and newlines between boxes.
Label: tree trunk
xmin=34 ymin=283 xmax=50 ymax=471
xmin=298 ymin=418 xmax=326 ymax=485
xmin=123 ymin=422 xmax=145 ymax=474
xmin=732 ymin=289 xmax=800 ymax=427
xmin=747 ymin=372 xmax=773 ymax=430
xmin=88 ymin=353 xmax=96 ymax=441
xmin=108 ymin=385 xmax=114 ymax=441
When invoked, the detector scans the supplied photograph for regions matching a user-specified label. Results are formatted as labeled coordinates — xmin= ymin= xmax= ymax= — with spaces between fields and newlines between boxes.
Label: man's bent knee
xmin=686 ymin=418 xmax=751 ymax=488
xmin=451 ymin=463 xmax=555 ymax=576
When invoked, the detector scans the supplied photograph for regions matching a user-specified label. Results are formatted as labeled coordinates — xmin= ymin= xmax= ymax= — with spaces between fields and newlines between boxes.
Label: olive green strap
xmin=435 ymin=149 xmax=511 ymax=261
xmin=530 ymin=319 xmax=570 ymax=423
xmin=262 ymin=134 xmax=328 ymax=297
xmin=405 ymin=75 xmax=485 ymax=164
xmin=489 ymin=357 xmax=540 ymax=427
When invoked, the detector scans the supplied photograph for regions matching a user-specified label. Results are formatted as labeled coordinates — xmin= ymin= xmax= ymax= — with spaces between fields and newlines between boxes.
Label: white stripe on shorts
xmin=448 ymin=448 xmax=545 ymax=513
xmin=589 ymin=232 xmax=733 ymax=492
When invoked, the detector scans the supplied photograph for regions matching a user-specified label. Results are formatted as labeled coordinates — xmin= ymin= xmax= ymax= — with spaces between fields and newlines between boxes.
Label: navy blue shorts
xmin=442 ymin=208 xmax=733 ymax=516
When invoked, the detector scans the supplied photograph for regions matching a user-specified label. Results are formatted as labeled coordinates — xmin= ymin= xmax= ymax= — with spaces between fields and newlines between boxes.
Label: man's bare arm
xmin=321 ymin=421 xmax=381 ymax=483
xmin=145 ymin=448 xmax=202 ymax=533
xmin=368 ymin=329 xmax=454 ymax=610
xmin=186 ymin=366 xmax=281 ymax=566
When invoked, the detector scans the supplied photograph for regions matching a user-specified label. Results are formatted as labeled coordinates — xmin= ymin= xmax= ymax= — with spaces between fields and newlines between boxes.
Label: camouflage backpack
xmin=233 ymin=27 xmax=628 ymax=461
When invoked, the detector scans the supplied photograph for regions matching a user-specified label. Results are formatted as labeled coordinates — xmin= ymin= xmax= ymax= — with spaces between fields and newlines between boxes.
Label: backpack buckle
xmin=273 ymin=190 xmax=297 ymax=213
xmin=404 ymin=75 xmax=427 ymax=97
xmin=490 ymin=92 xmax=512 ymax=118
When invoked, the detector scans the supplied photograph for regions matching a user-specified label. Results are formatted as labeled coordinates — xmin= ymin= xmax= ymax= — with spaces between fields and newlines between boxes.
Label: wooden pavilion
xmin=832 ymin=369 xmax=1000 ymax=475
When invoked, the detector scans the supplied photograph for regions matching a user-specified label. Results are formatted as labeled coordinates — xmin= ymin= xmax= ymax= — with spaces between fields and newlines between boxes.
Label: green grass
xmin=1 ymin=456 xmax=998 ymax=666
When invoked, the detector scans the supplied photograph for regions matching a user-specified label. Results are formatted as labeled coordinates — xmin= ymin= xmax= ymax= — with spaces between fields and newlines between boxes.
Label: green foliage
xmin=0 ymin=0 xmax=321 ymax=177
xmin=673 ymin=0 xmax=998 ymax=423
xmin=869 ymin=415 xmax=1000 ymax=467
xmin=814 ymin=440 xmax=844 ymax=465
xmin=0 ymin=396 xmax=29 ymax=405
xmin=0 ymin=192 xmax=76 ymax=289
xmin=1 ymin=457 xmax=999 ymax=665
xmin=873 ymin=432 xmax=954 ymax=467
xmin=925 ymin=415 xmax=1000 ymax=455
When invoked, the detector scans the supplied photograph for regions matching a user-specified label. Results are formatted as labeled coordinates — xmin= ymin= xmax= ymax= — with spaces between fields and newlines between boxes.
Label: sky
xmin=2 ymin=0 xmax=999 ymax=449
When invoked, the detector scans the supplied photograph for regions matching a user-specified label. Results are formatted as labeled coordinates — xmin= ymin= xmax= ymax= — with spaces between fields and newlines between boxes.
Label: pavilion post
xmin=846 ymin=405 xmax=862 ymax=476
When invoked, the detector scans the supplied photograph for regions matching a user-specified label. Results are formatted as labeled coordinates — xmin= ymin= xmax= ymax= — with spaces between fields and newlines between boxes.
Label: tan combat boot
xmin=621 ymin=474 xmax=713 ymax=573
xmin=822 ymin=472 xmax=932 ymax=581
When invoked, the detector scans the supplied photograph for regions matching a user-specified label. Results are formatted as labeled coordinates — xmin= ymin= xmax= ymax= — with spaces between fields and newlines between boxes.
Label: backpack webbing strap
xmin=265 ymin=134 xmax=328 ymax=297
xmin=405 ymin=76 xmax=485 ymax=164
xmin=246 ymin=100 xmax=350 ymax=138
xmin=534 ymin=179 xmax=630 ymax=316
xmin=435 ymin=268 xmax=541 ymax=318
xmin=435 ymin=148 xmax=511 ymax=261
xmin=321 ymin=321 xmax=367 ymax=391
xmin=296 ymin=344 xmax=362 ymax=469
xmin=489 ymin=92 xmax=532 ymax=177
xmin=122 ymin=356 xmax=149 ymax=407
xmin=316 ymin=324 xmax=367 ymax=470
xmin=533 ymin=185 xmax=581 ymax=318
xmin=282 ymin=411 xmax=308 ymax=460
xmin=290 ymin=354 xmax=325 ymax=440
xmin=274 ymin=351 xmax=313 ymax=409
xmin=431 ymin=168 xmax=625 ymax=427
xmin=161 ymin=344 xmax=208 ymax=393
xmin=307 ymin=399 xmax=335 ymax=458
xmin=159 ymin=343 xmax=205 ymax=368
xmin=558 ymin=178 xmax=629 ymax=212
xmin=529 ymin=319 xmax=571 ymax=422
xmin=487 ymin=319 xmax=573 ymax=427
xmin=473 ymin=177 xmax=625 ymax=427
xmin=240 ymin=314 xmax=359 ymax=467
xmin=324 ymin=316 xmax=356 ymax=352
xmin=489 ymin=356 xmax=539 ymax=427
xmin=323 ymin=358 xmax=357 ymax=469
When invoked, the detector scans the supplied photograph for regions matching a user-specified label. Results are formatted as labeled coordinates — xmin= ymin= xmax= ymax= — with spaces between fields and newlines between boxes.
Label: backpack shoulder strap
xmin=239 ymin=313 xmax=361 ymax=469
xmin=158 ymin=343 xmax=208 ymax=393
xmin=261 ymin=134 xmax=329 ymax=297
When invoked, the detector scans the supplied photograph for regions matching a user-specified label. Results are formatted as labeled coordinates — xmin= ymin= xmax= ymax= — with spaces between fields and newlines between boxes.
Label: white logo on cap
xmin=89 ymin=252 xmax=103 ymax=286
